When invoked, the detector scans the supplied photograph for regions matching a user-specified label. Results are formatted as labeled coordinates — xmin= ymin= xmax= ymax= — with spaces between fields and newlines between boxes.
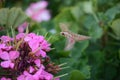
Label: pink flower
xmin=0 ymin=43 xmax=6 ymax=49
xmin=32 ymin=9 xmax=50 ymax=22
xmin=25 ymin=1 xmax=51 ymax=22
xmin=0 ymin=49 xmax=2 ymax=53
xmin=28 ymin=39 xmax=39 ymax=52
xmin=0 ymin=43 xmax=12 ymax=51
xmin=16 ymin=33 xmax=25 ymax=40
xmin=24 ymin=33 xmax=50 ymax=57
xmin=41 ymin=40 xmax=51 ymax=51
xmin=29 ymin=66 xmax=35 ymax=73
xmin=0 ymin=44 xmax=12 ymax=52
xmin=0 ymin=33 xmax=60 ymax=80
xmin=0 ymin=36 xmax=11 ymax=42
xmin=34 ymin=59 xmax=41 ymax=67
xmin=18 ymin=22 xmax=29 ymax=33
xmin=0 ymin=51 xmax=19 ymax=68
xmin=40 ymin=70 xmax=53 ymax=80
xmin=0 ymin=77 xmax=11 ymax=80
xmin=17 ymin=65 xmax=45 ymax=80
xmin=17 ymin=73 xmax=33 ymax=80
xmin=54 ymin=78 xmax=60 ymax=80
xmin=36 ymin=49 xmax=46 ymax=57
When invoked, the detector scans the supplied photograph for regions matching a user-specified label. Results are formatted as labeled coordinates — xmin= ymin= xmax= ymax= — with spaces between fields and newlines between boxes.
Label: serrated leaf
xmin=111 ymin=19 xmax=120 ymax=40
xmin=0 ymin=7 xmax=27 ymax=29
xmin=0 ymin=8 xmax=9 ymax=25
xmin=7 ymin=8 xmax=20 ymax=27
xmin=69 ymin=70 xmax=86 ymax=80
xmin=13 ymin=10 xmax=27 ymax=28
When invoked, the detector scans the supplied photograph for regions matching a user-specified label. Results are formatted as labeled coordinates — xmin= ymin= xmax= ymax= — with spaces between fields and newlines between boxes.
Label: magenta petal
xmin=29 ymin=66 xmax=35 ymax=73
xmin=33 ymin=67 xmax=43 ymax=79
xmin=1 ymin=77 xmax=6 ymax=80
xmin=0 ymin=43 xmax=6 ymax=49
xmin=1 ymin=61 xmax=10 ymax=68
xmin=9 ymin=62 xmax=14 ymax=69
xmin=0 ymin=36 xmax=11 ymax=42
xmin=24 ymin=71 xmax=31 ymax=76
xmin=9 ymin=51 xmax=19 ymax=60
xmin=24 ymin=36 xmax=32 ymax=42
xmin=54 ymin=78 xmax=60 ymax=80
xmin=26 ymin=76 xmax=34 ymax=80
xmin=34 ymin=59 xmax=41 ymax=67
xmin=0 ymin=51 xmax=9 ymax=60
xmin=28 ymin=39 xmax=39 ymax=52
xmin=0 ymin=49 xmax=2 ymax=54
xmin=31 ymin=1 xmax=48 ymax=10
xmin=35 ymin=49 xmax=46 ymax=57
xmin=18 ymin=22 xmax=28 ymax=33
xmin=16 ymin=33 xmax=25 ymax=40
xmin=41 ymin=70 xmax=53 ymax=80
xmin=17 ymin=75 xmax=25 ymax=80
xmin=1 ymin=77 xmax=11 ymax=80
xmin=40 ymin=50 xmax=46 ymax=57
xmin=27 ymin=33 xmax=36 ymax=38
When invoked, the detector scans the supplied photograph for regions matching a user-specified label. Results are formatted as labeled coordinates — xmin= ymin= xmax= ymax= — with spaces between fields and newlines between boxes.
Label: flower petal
xmin=18 ymin=22 xmax=28 ymax=33
xmin=1 ymin=61 xmax=10 ymax=68
xmin=9 ymin=51 xmax=19 ymax=60
xmin=0 ymin=36 xmax=11 ymax=42
xmin=40 ymin=50 xmax=46 ymax=57
xmin=9 ymin=62 xmax=14 ymax=69
xmin=29 ymin=66 xmax=35 ymax=73
xmin=17 ymin=75 xmax=25 ymax=80
xmin=34 ymin=59 xmax=41 ymax=67
xmin=0 ymin=51 xmax=9 ymax=60
xmin=28 ymin=39 xmax=39 ymax=52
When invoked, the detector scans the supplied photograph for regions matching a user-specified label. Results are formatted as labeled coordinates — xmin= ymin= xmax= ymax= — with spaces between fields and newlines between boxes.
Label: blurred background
xmin=0 ymin=0 xmax=120 ymax=80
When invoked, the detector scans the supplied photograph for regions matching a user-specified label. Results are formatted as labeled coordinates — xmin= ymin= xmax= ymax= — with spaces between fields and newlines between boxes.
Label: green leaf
xmin=0 ymin=8 xmax=9 ymax=25
xmin=119 ymin=49 xmax=120 ymax=59
xmin=58 ymin=51 xmax=71 ymax=57
xmin=80 ymin=65 xmax=91 ymax=79
xmin=70 ymin=6 xmax=83 ymax=21
xmin=13 ymin=9 xmax=27 ymax=28
xmin=105 ymin=4 xmax=120 ymax=21
xmin=7 ymin=8 xmax=20 ymax=27
xmin=69 ymin=70 xmax=86 ymax=80
xmin=0 ymin=7 xmax=27 ymax=29
xmin=111 ymin=19 xmax=120 ymax=40
xmin=83 ymin=15 xmax=103 ymax=40
xmin=54 ymin=8 xmax=75 ymax=31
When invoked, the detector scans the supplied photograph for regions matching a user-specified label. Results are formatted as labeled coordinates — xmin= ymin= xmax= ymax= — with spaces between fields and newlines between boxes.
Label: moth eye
xmin=61 ymin=32 xmax=65 ymax=35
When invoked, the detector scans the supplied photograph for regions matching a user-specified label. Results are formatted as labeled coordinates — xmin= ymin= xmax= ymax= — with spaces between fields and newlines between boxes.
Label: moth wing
xmin=75 ymin=34 xmax=91 ymax=41
xmin=65 ymin=37 xmax=75 ymax=51
xmin=59 ymin=23 xmax=69 ymax=32
xmin=70 ymin=32 xmax=91 ymax=41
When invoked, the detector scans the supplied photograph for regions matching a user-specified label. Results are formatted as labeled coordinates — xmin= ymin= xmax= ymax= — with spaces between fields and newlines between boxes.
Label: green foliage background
xmin=0 ymin=0 xmax=120 ymax=80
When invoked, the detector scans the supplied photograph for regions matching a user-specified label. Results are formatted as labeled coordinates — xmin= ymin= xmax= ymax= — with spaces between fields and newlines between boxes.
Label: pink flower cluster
xmin=26 ymin=1 xmax=51 ymax=22
xmin=0 ymin=33 xmax=60 ymax=80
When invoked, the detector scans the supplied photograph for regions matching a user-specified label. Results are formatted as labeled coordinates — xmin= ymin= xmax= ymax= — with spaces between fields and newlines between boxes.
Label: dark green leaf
xmin=69 ymin=70 xmax=86 ymax=80
xmin=0 ymin=8 xmax=9 ymax=25
xmin=111 ymin=19 xmax=120 ymax=40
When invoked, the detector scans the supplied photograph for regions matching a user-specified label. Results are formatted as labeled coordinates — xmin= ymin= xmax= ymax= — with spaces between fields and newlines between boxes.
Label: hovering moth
xmin=59 ymin=23 xmax=91 ymax=50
